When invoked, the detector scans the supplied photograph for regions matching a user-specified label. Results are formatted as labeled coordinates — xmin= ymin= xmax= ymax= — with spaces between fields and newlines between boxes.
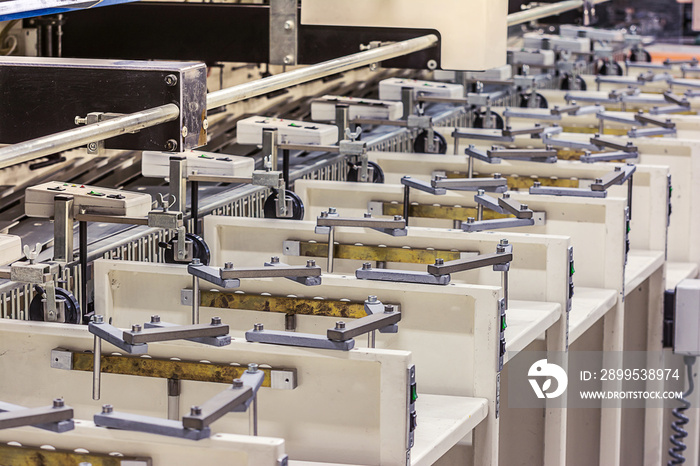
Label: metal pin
xmin=132 ymin=324 xmax=142 ymax=332
xmin=306 ymin=260 xmax=316 ymax=267
xmin=335 ymin=321 xmax=346 ymax=329
xmin=254 ymin=323 xmax=264 ymax=331
xmin=102 ymin=404 xmax=113 ymax=414
xmin=151 ymin=315 xmax=161 ymax=323
xmin=362 ymin=262 xmax=372 ymax=270
xmin=270 ymin=256 xmax=280 ymax=264
xmin=211 ymin=316 xmax=222 ymax=325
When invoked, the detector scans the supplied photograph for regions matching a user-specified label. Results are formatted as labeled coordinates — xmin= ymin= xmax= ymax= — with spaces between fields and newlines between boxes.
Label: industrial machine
xmin=2 ymin=1 xmax=700 ymax=465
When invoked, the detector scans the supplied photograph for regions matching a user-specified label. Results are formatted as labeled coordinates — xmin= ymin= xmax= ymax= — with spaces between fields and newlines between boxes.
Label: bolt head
xmin=503 ymin=193 xmax=510 ymax=198
xmin=306 ymin=259 xmax=316 ymax=267
xmin=211 ymin=316 xmax=222 ymax=325
xmin=384 ymin=304 xmax=395 ymax=313
xmin=520 ymin=204 xmax=529 ymax=210
xmin=232 ymin=378 xmax=244 ymax=388
xmin=203 ymin=119 xmax=209 ymax=130
xmin=394 ymin=215 xmax=403 ymax=221
xmin=165 ymin=139 xmax=178 ymax=152
xmin=247 ymin=363 xmax=259 ymax=373
xmin=533 ymin=181 xmax=541 ymax=188
xmin=362 ymin=262 xmax=372 ymax=270
xmin=271 ymin=256 xmax=280 ymax=263
xmin=88 ymin=142 xmax=98 ymax=151
xmin=94 ymin=315 xmax=104 ymax=324
xmin=254 ymin=323 xmax=264 ymax=331
xmin=477 ymin=189 xmax=485 ymax=195
xmin=335 ymin=321 xmax=346 ymax=329
xmin=284 ymin=20 xmax=294 ymax=30
xmin=364 ymin=212 xmax=372 ymax=218
xmin=102 ymin=404 xmax=113 ymax=414
xmin=150 ymin=315 xmax=161 ymax=323
xmin=595 ymin=178 xmax=603 ymax=183
xmin=494 ymin=173 xmax=502 ymax=179
xmin=224 ymin=262 xmax=234 ymax=269
xmin=190 ymin=406 xmax=202 ymax=416
xmin=328 ymin=207 xmax=337 ymax=214
xmin=181 ymin=126 xmax=188 ymax=138
xmin=131 ymin=324 xmax=142 ymax=332
xmin=368 ymin=295 xmax=378 ymax=303
xmin=320 ymin=211 xmax=329 ymax=218
xmin=53 ymin=398 xmax=64 ymax=408
xmin=165 ymin=74 xmax=178 ymax=86
xmin=467 ymin=217 xmax=475 ymax=224
xmin=191 ymin=258 xmax=202 ymax=266
xmin=283 ymin=55 xmax=294 ymax=65
xmin=500 ymin=238 xmax=509 ymax=246
xmin=435 ymin=258 xmax=444 ymax=266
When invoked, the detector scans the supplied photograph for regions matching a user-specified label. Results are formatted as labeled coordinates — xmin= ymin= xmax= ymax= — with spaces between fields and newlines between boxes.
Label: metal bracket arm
xmin=634 ymin=112 xmax=676 ymax=129
xmin=486 ymin=147 xmax=557 ymax=163
xmin=590 ymin=137 xmax=638 ymax=153
xmin=356 ymin=266 xmax=451 ymax=285
xmin=327 ymin=311 xmax=401 ymax=341
xmin=432 ymin=176 xmax=508 ymax=193
xmin=401 ymin=176 xmax=446 ymax=195
xmin=122 ymin=322 xmax=229 ymax=345
xmin=461 ymin=217 xmax=537 ymax=232
xmin=0 ymin=400 xmax=74 ymax=432
xmin=591 ymin=165 xmax=636 ymax=191
xmin=663 ymin=91 xmax=691 ymax=108
xmin=474 ymin=192 xmax=505 ymax=214
xmin=144 ymin=319 xmax=232 ymax=347
xmin=94 ymin=410 xmax=211 ymax=440
xmin=89 ymin=321 xmax=148 ymax=354
xmin=580 ymin=151 xmax=638 ymax=163
xmin=246 ymin=327 xmax=355 ymax=351
xmin=498 ymin=196 xmax=533 ymax=219
xmin=426 ymin=252 xmax=513 ymax=275
xmin=452 ymin=128 xmax=515 ymax=143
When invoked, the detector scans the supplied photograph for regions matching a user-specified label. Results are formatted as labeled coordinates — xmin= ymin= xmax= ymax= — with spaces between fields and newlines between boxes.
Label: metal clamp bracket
xmin=0 ymin=399 xmax=74 ymax=433
xmin=189 ymin=261 xmax=322 ymax=288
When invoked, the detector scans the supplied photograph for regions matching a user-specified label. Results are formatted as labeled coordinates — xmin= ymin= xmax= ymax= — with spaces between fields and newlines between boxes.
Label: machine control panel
xmin=236 ymin=116 xmax=338 ymax=146
xmin=310 ymin=95 xmax=403 ymax=121
xmin=378 ymin=78 xmax=464 ymax=101
xmin=142 ymin=150 xmax=255 ymax=178
xmin=25 ymin=182 xmax=153 ymax=218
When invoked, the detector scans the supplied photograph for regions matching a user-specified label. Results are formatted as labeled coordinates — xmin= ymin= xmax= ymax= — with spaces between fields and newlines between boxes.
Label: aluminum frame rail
xmin=508 ymin=0 xmax=610 ymax=26
xmin=0 ymin=34 xmax=438 ymax=170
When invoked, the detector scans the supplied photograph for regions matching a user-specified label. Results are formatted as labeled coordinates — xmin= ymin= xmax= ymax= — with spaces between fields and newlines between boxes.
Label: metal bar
xmin=94 ymin=410 xmax=210 ymax=440
xmin=206 ymin=34 xmax=438 ymax=109
xmin=53 ymin=196 xmax=74 ymax=263
xmin=0 ymin=405 xmax=73 ymax=430
xmin=74 ymin=213 xmax=149 ymax=225
xmin=182 ymin=386 xmax=253 ymax=430
xmin=123 ymin=323 xmax=229 ymax=345
xmin=220 ymin=265 xmax=322 ymax=280
xmin=427 ymin=253 xmax=513 ymax=275
xmin=508 ymin=0 xmax=609 ymax=26
xmin=327 ymin=311 xmax=401 ymax=341
xmin=0 ymin=103 xmax=179 ymax=170
xmin=317 ymin=217 xmax=406 ymax=229
xmin=277 ymin=143 xmax=339 ymax=153
xmin=79 ymin=220 xmax=88 ymax=316
xmin=191 ymin=180 xmax=200 ymax=236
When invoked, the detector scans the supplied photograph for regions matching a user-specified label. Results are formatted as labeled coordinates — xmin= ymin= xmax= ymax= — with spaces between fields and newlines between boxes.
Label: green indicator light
xmin=288 ymin=123 xmax=301 ymax=127
xmin=570 ymin=263 xmax=575 ymax=275
xmin=411 ymin=384 xmax=418 ymax=403
xmin=501 ymin=316 xmax=507 ymax=331
xmin=670 ymin=187 xmax=673 ymax=195
xmin=627 ymin=224 xmax=631 ymax=233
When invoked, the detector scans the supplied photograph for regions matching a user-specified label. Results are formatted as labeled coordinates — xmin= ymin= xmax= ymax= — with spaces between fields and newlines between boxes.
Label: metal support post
xmin=169 ymin=156 xmax=187 ymax=215
xmin=53 ymin=195 xmax=74 ymax=263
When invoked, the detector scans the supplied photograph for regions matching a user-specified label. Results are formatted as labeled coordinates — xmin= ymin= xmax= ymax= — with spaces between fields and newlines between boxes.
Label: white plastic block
xmin=236 ymin=116 xmax=338 ymax=146
xmin=523 ymin=33 xmax=591 ymax=54
xmin=25 ymin=181 xmax=153 ymax=218
xmin=0 ymin=234 xmax=21 ymax=265
xmin=675 ymin=279 xmax=700 ymax=356
xmin=559 ymin=25 xmax=624 ymax=42
xmin=378 ymin=78 xmax=464 ymax=101
xmin=142 ymin=150 xmax=255 ymax=179
xmin=510 ymin=48 xmax=556 ymax=67
xmin=310 ymin=95 xmax=403 ymax=121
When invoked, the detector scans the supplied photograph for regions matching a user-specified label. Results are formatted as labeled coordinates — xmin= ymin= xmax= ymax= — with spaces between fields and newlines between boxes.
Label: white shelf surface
xmin=625 ymin=249 xmax=665 ymax=294
xmin=569 ymin=287 xmax=618 ymax=343
xmin=411 ymin=394 xmax=489 ymax=466
xmin=288 ymin=395 xmax=488 ymax=466
xmin=666 ymin=261 xmax=699 ymax=291
xmin=504 ymin=300 xmax=561 ymax=363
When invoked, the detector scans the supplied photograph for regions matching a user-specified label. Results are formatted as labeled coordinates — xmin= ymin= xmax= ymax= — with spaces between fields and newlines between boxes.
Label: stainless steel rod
xmin=206 ymin=34 xmax=439 ymax=109
xmin=0 ymin=103 xmax=179 ymax=170
xmin=508 ymin=0 xmax=609 ymax=26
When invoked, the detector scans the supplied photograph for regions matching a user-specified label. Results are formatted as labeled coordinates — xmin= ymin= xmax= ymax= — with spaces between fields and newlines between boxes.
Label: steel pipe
xmin=206 ymin=34 xmax=439 ymax=109
xmin=508 ymin=0 xmax=609 ymax=26
xmin=0 ymin=103 xmax=179 ymax=170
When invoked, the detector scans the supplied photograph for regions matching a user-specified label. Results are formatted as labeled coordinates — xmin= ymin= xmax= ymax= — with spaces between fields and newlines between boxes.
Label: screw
xmin=53 ymin=398 xmax=64 ymax=408
xmin=271 ymin=256 xmax=280 ymax=264
xmin=520 ymin=204 xmax=529 ymax=211
xmin=494 ymin=173 xmax=502 ymax=179
xmin=435 ymin=258 xmax=444 ymax=266
xmin=477 ymin=189 xmax=485 ymax=196
xmin=615 ymin=166 xmax=622 ymax=171
xmin=165 ymin=74 xmax=178 ymax=86
xmin=328 ymin=207 xmax=337 ymax=214
xmin=247 ymin=363 xmax=259 ymax=373
xmin=165 ymin=139 xmax=178 ymax=151
xmin=364 ymin=212 xmax=372 ymax=218
xmin=87 ymin=142 xmax=98 ymax=152
xmin=94 ymin=315 xmax=104 ymax=324
xmin=335 ymin=321 xmax=346 ymax=329
xmin=102 ymin=404 xmax=113 ymax=414
xmin=467 ymin=217 xmax=475 ymax=224
xmin=503 ymin=193 xmax=510 ymax=199
xmin=254 ymin=323 xmax=264 ymax=331
xmin=500 ymin=239 xmax=509 ymax=246
xmin=284 ymin=20 xmax=294 ymax=30
xmin=394 ymin=215 xmax=403 ymax=221
xmin=362 ymin=262 xmax=372 ymax=270
xmin=191 ymin=258 xmax=201 ymax=266
xmin=232 ymin=378 xmax=244 ymax=388
xmin=368 ymin=296 xmax=378 ymax=303
xmin=533 ymin=181 xmax=541 ymax=188
xmin=594 ymin=133 xmax=601 ymax=138
xmin=595 ymin=178 xmax=603 ymax=183
xmin=190 ymin=406 xmax=202 ymax=416
xmin=131 ymin=324 xmax=142 ymax=332
xmin=384 ymin=304 xmax=395 ymax=313
xmin=627 ymin=141 xmax=634 ymax=147
xmin=283 ymin=55 xmax=294 ymax=65
xmin=224 ymin=262 xmax=233 ymax=269
xmin=203 ymin=119 xmax=209 ymax=130
xmin=150 ymin=315 xmax=161 ymax=323
xmin=320 ymin=211 xmax=329 ymax=218
xmin=75 ymin=116 xmax=87 ymax=125
xmin=181 ymin=126 xmax=188 ymax=138
xmin=211 ymin=316 xmax=222 ymax=325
